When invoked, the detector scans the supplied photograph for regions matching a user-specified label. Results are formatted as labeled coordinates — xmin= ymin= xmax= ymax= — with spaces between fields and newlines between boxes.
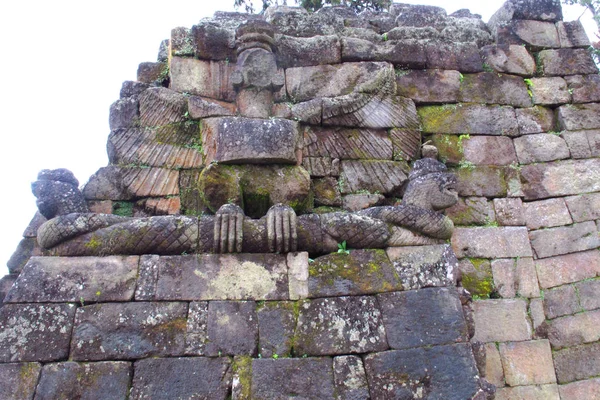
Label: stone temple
xmin=2 ymin=0 xmax=600 ymax=398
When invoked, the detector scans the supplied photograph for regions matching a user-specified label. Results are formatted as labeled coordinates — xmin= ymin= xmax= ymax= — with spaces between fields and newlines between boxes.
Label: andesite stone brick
xmin=458 ymin=72 xmax=532 ymax=107
xmin=544 ymin=285 xmax=580 ymax=319
xmin=185 ymin=301 xmax=208 ymax=356
xmin=499 ymin=339 xmax=556 ymax=386
xmin=537 ymin=48 xmax=598 ymax=76
xmin=0 ymin=363 xmax=41 ymax=400
xmin=561 ymin=130 xmax=592 ymax=159
xmin=445 ymin=197 xmax=495 ymax=226
xmin=553 ymin=342 xmax=600 ymax=383
xmin=535 ymin=250 xmax=600 ymax=289
xmin=530 ymin=298 xmax=546 ymax=330
xmin=452 ymin=227 xmax=532 ymax=259
xmin=138 ymin=87 xmax=187 ymax=127
xmin=454 ymin=166 xmax=508 ymax=198
xmin=547 ymin=309 xmax=600 ymax=349
xmin=515 ymin=106 xmax=556 ymax=135
xmin=339 ymin=160 xmax=408 ymax=195
xmin=521 ymin=159 xmax=600 ymax=200
xmin=276 ymin=34 xmax=341 ymax=68
xmin=523 ymin=198 xmax=573 ymax=230
xmin=395 ymin=69 xmax=461 ymax=103
xmin=136 ymin=61 xmax=167 ymax=84
xmin=576 ymin=279 xmax=600 ymax=311
xmin=341 ymin=38 xmax=428 ymax=68
xmin=482 ymin=342 xmax=505 ymax=387
xmin=170 ymin=57 xmax=236 ymax=102
xmin=419 ymin=104 xmax=519 ymax=136
xmin=496 ymin=20 xmax=560 ymax=50
xmin=558 ymin=378 xmax=600 ymax=400
xmin=528 ymin=77 xmax=571 ymax=105
xmin=565 ymin=74 xmax=600 ymax=103
xmin=492 ymin=259 xmax=516 ymax=298
xmin=529 ymin=221 xmax=600 ymax=259
xmin=494 ymin=198 xmax=525 ymax=226
xmin=257 ymin=301 xmax=295 ymax=358
xmin=386 ymin=244 xmax=458 ymax=290
xmin=480 ymin=44 xmax=536 ymax=76
xmin=472 ymin=299 xmax=531 ymax=343
xmin=495 ymin=384 xmax=560 ymax=400
xmin=565 ymin=192 xmax=600 ymax=222
xmin=557 ymin=102 xmax=600 ymax=130
xmin=425 ymin=41 xmax=484 ymax=72
xmin=205 ymin=301 xmax=258 ymax=357
xmin=557 ymin=20 xmax=591 ymax=48
xmin=462 ymin=136 xmax=518 ymax=166
xmin=513 ymin=133 xmax=570 ymax=164
xmin=333 ymin=355 xmax=370 ymax=400
xmin=516 ymin=257 xmax=541 ymax=298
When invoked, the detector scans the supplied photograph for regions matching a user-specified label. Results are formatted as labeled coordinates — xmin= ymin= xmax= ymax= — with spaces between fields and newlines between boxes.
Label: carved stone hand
xmin=214 ymin=204 xmax=245 ymax=253
xmin=266 ymin=204 xmax=298 ymax=253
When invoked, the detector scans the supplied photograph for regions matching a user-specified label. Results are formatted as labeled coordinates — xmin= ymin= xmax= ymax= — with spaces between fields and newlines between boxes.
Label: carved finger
xmin=235 ymin=211 xmax=244 ymax=253
xmin=227 ymin=212 xmax=237 ymax=253
xmin=220 ymin=213 xmax=229 ymax=254
xmin=214 ymin=213 xmax=222 ymax=253
xmin=275 ymin=208 xmax=283 ymax=253
xmin=267 ymin=207 xmax=275 ymax=253
xmin=282 ymin=209 xmax=290 ymax=253
xmin=289 ymin=209 xmax=298 ymax=252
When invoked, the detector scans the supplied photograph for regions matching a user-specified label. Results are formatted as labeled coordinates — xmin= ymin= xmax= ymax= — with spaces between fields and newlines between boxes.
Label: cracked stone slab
xmin=135 ymin=254 xmax=289 ymax=301
xmin=0 ymin=303 xmax=77 ymax=363
xmin=34 ymin=361 xmax=132 ymax=400
xmin=294 ymin=296 xmax=388 ymax=356
xmin=0 ymin=363 xmax=41 ymax=400
xmin=131 ymin=357 xmax=232 ymax=400
xmin=5 ymin=256 xmax=138 ymax=303
xmin=70 ymin=302 xmax=187 ymax=361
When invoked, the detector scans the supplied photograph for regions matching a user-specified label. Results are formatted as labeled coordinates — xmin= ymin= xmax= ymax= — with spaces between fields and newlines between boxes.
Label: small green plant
xmin=395 ymin=69 xmax=410 ymax=77
xmin=458 ymin=160 xmax=476 ymax=170
xmin=272 ymin=354 xmax=279 ymax=359
xmin=482 ymin=63 xmax=494 ymax=72
xmin=337 ymin=240 xmax=350 ymax=255
xmin=382 ymin=32 xmax=388 ymax=41
xmin=80 ymin=297 xmax=85 ymax=307
xmin=523 ymin=78 xmax=534 ymax=99
xmin=548 ymin=131 xmax=562 ymax=136
xmin=459 ymin=72 xmax=464 ymax=83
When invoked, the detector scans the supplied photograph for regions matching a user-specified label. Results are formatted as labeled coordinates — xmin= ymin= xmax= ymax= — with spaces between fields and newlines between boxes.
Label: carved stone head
xmin=402 ymin=158 xmax=459 ymax=211
xmin=31 ymin=168 xmax=89 ymax=219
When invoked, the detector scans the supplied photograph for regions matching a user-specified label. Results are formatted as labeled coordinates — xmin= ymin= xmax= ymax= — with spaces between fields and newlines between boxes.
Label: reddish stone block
xmin=538 ymin=48 xmax=598 ymax=76
xmin=565 ymin=74 xmax=600 ymax=103
xmin=515 ymin=106 xmax=556 ymax=135
xmin=554 ymin=342 xmax=600 ymax=383
xmin=514 ymin=133 xmax=570 ymax=164
xmin=521 ymin=159 xmax=600 ymax=200
xmin=565 ymin=192 xmax=600 ymax=222
xmin=452 ymin=227 xmax=532 ymax=259
xmin=544 ymin=285 xmax=580 ymax=319
xmin=529 ymin=221 xmax=600 ymax=259
xmin=495 ymin=384 xmax=560 ymax=400
xmin=523 ymin=198 xmax=572 ymax=230
xmin=536 ymin=250 xmax=600 ymax=289
xmin=558 ymin=378 xmax=600 ymax=400
xmin=494 ymin=198 xmax=525 ymax=226
xmin=472 ymin=299 xmax=531 ymax=343
xmin=516 ymin=257 xmax=541 ymax=298
xmin=395 ymin=69 xmax=460 ymax=103
xmin=499 ymin=340 xmax=556 ymax=386
xmin=547 ymin=309 xmax=600 ymax=349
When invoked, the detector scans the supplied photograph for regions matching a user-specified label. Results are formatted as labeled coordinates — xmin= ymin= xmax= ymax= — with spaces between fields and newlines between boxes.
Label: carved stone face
xmin=31 ymin=169 xmax=89 ymax=219
xmin=428 ymin=173 xmax=459 ymax=211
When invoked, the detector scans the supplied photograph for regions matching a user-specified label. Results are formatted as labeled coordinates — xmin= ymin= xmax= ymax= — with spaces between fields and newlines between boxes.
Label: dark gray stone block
xmin=257 ymin=301 xmax=296 ymax=358
xmin=205 ymin=301 xmax=258 ymax=357
xmin=333 ymin=355 xmax=370 ymax=400
xmin=0 ymin=363 xmax=41 ymax=400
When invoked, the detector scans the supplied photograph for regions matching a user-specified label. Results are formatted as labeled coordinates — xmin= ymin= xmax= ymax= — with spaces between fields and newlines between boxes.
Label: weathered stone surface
xmin=492 ymin=0 xmax=563 ymax=23
xmin=482 ymin=343 xmax=504 ymax=387
xmin=364 ymin=344 xmax=480 ymax=399
xmin=395 ymin=69 xmax=461 ymax=103
xmin=187 ymin=96 xmax=236 ymax=119
xmin=205 ymin=301 xmax=258 ymax=357
xmin=109 ymin=97 xmax=139 ymax=131
xmin=547 ymin=309 xmax=600 ymax=349
xmin=170 ymin=26 xmax=194 ymax=57
xmin=136 ymin=254 xmax=288 ymax=301
xmin=562 ymin=130 xmax=598 ymax=159
xmin=495 ymin=384 xmax=560 ymax=400
xmin=339 ymin=160 xmax=408 ymax=195
xmin=458 ymin=259 xmax=494 ymax=298
xmin=0 ymin=303 xmax=77 ymax=362
xmin=459 ymin=72 xmax=532 ymax=107
xmin=70 ymin=302 xmax=187 ymax=361
xmin=83 ymin=166 xmax=180 ymax=200
xmin=257 ymin=301 xmax=295 ymax=358
xmin=251 ymin=358 xmax=335 ymax=399
xmin=0 ymin=275 xmax=17 ymax=304
xmin=529 ymin=77 xmax=570 ymax=105
xmin=419 ymin=104 xmax=519 ymax=136
xmin=514 ymin=133 xmax=570 ymax=164
xmin=386 ymin=245 xmax=458 ymax=290
xmin=267 ymin=5 xmax=344 ymax=37
xmin=138 ymin=87 xmax=187 ymax=127
xmin=137 ymin=61 xmax=167 ymax=84
xmin=307 ymin=250 xmax=401 ymax=297
xmin=392 ymin=4 xmax=447 ymax=28
xmin=577 ymin=279 xmax=600 ymax=311
xmin=480 ymin=44 xmax=536 ymax=76
xmin=521 ymin=159 xmax=600 ymax=200
xmin=536 ymin=250 xmax=600 ymax=289
xmin=472 ymin=299 xmax=531 ymax=342
xmin=131 ymin=357 xmax=232 ymax=400
xmin=492 ymin=259 xmax=516 ymax=298
xmin=446 ymin=197 xmax=495 ymax=226
xmin=497 ymin=20 xmax=560 ymax=50
xmin=0 ymin=363 xmax=41 ymax=400
xmin=565 ymin=74 xmax=600 ymax=103
xmin=524 ymin=198 xmax=573 ymax=230
xmin=120 ymin=80 xmax=150 ymax=99
xmin=191 ymin=20 xmax=235 ymax=61
xmin=35 ymin=361 xmax=131 ymax=400
xmin=494 ymin=198 xmax=525 ymax=226
xmin=341 ymin=38 xmax=427 ymax=68
xmin=302 ymin=156 xmax=336 ymax=177
xmin=529 ymin=221 xmax=600 ymax=259
xmin=452 ymin=227 xmax=532 ymax=259
xmin=554 ymin=342 xmax=600 ymax=383
xmin=276 ymin=34 xmax=341 ymax=68
xmin=333 ymin=356 xmax=370 ymax=400
xmin=499 ymin=340 xmax=556 ymax=386
xmin=303 ymin=126 xmax=392 ymax=160
xmin=170 ymin=57 xmax=236 ymax=102
xmin=288 ymin=251 xmax=309 ymax=301
xmin=530 ymin=298 xmax=546 ymax=330
xmin=322 ymin=95 xmax=418 ymax=129
xmin=426 ymin=42 xmax=483 ymax=72
xmin=378 ymin=287 xmax=467 ymax=349
xmin=201 ymin=117 xmax=299 ymax=165
xmin=136 ymin=197 xmax=181 ymax=216
xmin=5 ymin=256 xmax=138 ymax=303
xmin=466 ymin=136 xmax=518 ymax=166
xmin=544 ymin=285 xmax=580 ymax=319
xmin=516 ymin=106 xmax=556 ymax=134
xmin=558 ymin=103 xmax=600 ymax=130
xmin=185 ymin=301 xmax=208 ymax=356
xmin=342 ymin=193 xmax=384 ymax=211
xmin=6 ymin=238 xmax=42 ymax=275
xmin=313 ymin=177 xmax=342 ymax=207
xmin=454 ymin=166 xmax=508 ymax=198
xmin=516 ymin=257 xmax=541 ymax=298
xmin=538 ymin=48 xmax=598 ymax=76
xmin=557 ymin=20 xmax=591 ymax=48
xmin=559 ymin=378 xmax=600 ymax=399
xmin=294 ymin=296 xmax=387 ymax=355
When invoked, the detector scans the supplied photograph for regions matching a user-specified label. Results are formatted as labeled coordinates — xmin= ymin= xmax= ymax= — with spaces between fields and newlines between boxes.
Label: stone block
xmin=5 ymin=256 xmax=138 ymax=304
xmin=459 ymin=72 xmax=532 ymax=107
xmin=185 ymin=301 xmax=207 ymax=356
xmin=494 ymin=198 xmax=525 ymax=226
xmin=287 ymin=252 xmax=309 ymax=301
xmin=516 ymin=257 xmax=541 ymax=298
xmin=529 ymin=77 xmax=571 ymax=105
xmin=516 ymin=106 xmax=556 ymax=134
xmin=170 ymin=26 xmax=194 ymax=57
xmin=339 ymin=160 xmax=408 ymax=195
xmin=303 ymin=126 xmax=392 ymax=160
xmin=463 ymin=136 xmax=518 ymax=166
xmin=497 ymin=20 xmax=560 ymax=50
xmin=188 ymin=96 xmax=236 ymax=119
xmin=342 ymin=193 xmax=384 ymax=211
xmin=268 ymin=6 xmax=344 ymax=37
xmin=499 ymin=340 xmax=556 ymax=386
xmin=0 ymin=303 xmax=77 ymax=362
xmin=565 ymin=192 xmax=600 ymax=222
xmin=313 ymin=177 xmax=341 ymax=207
xmin=0 ymin=275 xmax=17 ymax=304
xmin=136 ymin=197 xmax=181 ymax=216
xmin=492 ymin=259 xmax=516 ymax=298
xmin=276 ymin=34 xmax=341 ymax=68
xmin=201 ymin=117 xmax=299 ymax=165
xmin=137 ymin=61 xmax=167 ymax=84
xmin=472 ymin=299 xmax=531 ymax=342
xmin=514 ymin=133 xmax=569 ymax=164
xmin=136 ymin=254 xmax=289 ymax=301
xmin=529 ymin=221 xmax=600 ymax=259
xmin=557 ymin=20 xmax=590 ymax=48
xmin=558 ymin=103 xmax=600 ymax=131
xmin=131 ymin=357 xmax=231 ymax=400
xmin=205 ymin=301 xmax=258 ymax=357
xmin=35 ymin=362 xmax=131 ymax=400
xmin=386 ymin=244 xmax=458 ymax=290
xmin=446 ymin=197 xmax=495 ymax=226
xmin=521 ymin=159 xmax=600 ymax=200
xmin=322 ymin=95 xmax=419 ymax=129
xmin=120 ymin=80 xmax=149 ymax=99
xmin=482 ymin=342 xmax=505 ymax=387
xmin=395 ymin=69 xmax=461 ymax=103
xmin=425 ymin=42 xmax=483 ymax=72
xmin=251 ymin=358 xmax=335 ymax=399
xmin=333 ymin=355 xmax=370 ymax=400
xmin=109 ymin=97 xmax=139 ymax=131
xmin=340 ymin=38 xmax=428 ymax=69
xmin=588 ymin=129 xmax=600 ymax=157
xmin=6 ymin=237 xmax=42 ymax=275
xmin=138 ymin=87 xmax=187 ymax=127
xmin=547 ymin=309 xmax=600 ymax=349
xmin=0 ymin=363 xmax=41 ymax=400
xmin=70 ymin=302 xmax=187 ymax=361
xmin=378 ymin=287 xmax=468 ymax=349
xmin=307 ymin=250 xmax=402 ymax=298
xmin=389 ymin=128 xmax=421 ymax=162
xmin=530 ymin=298 xmax=546 ymax=330
xmin=538 ymin=48 xmax=598 ymax=76
xmin=495 ymin=384 xmax=560 ymax=400
xmin=554 ymin=342 xmax=600 ymax=383
xmin=576 ymin=279 xmax=600 ymax=311
xmin=535 ymin=250 xmax=600 ymax=289
xmin=480 ymin=44 xmax=536 ymax=76
xmin=257 ymin=301 xmax=295 ymax=358
xmin=294 ymin=296 xmax=387 ymax=356
xmin=454 ymin=166 xmax=508 ymax=198
xmin=523 ymin=198 xmax=573 ymax=230
xmin=452 ymin=227 xmax=532 ymax=259
xmin=544 ymin=285 xmax=580 ymax=319
xmin=558 ymin=378 xmax=600 ymax=400
xmin=170 ymin=57 xmax=236 ymax=102
xmin=419 ymin=104 xmax=519 ymax=136
xmin=364 ymin=344 xmax=480 ymax=399
xmin=565 ymin=74 xmax=600 ymax=103
xmin=191 ymin=20 xmax=235 ymax=61
xmin=458 ymin=258 xmax=494 ymax=298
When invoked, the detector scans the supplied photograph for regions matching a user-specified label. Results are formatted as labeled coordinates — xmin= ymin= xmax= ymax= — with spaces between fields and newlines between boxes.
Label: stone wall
xmin=2 ymin=0 xmax=600 ymax=399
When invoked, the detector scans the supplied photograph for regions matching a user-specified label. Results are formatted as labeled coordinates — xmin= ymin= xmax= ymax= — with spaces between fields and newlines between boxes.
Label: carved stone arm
xmin=213 ymin=204 xmax=245 ymax=253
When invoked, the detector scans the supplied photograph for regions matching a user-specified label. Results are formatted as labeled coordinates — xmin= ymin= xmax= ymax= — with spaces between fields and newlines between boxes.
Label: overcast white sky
xmin=0 ymin=0 xmax=595 ymax=277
